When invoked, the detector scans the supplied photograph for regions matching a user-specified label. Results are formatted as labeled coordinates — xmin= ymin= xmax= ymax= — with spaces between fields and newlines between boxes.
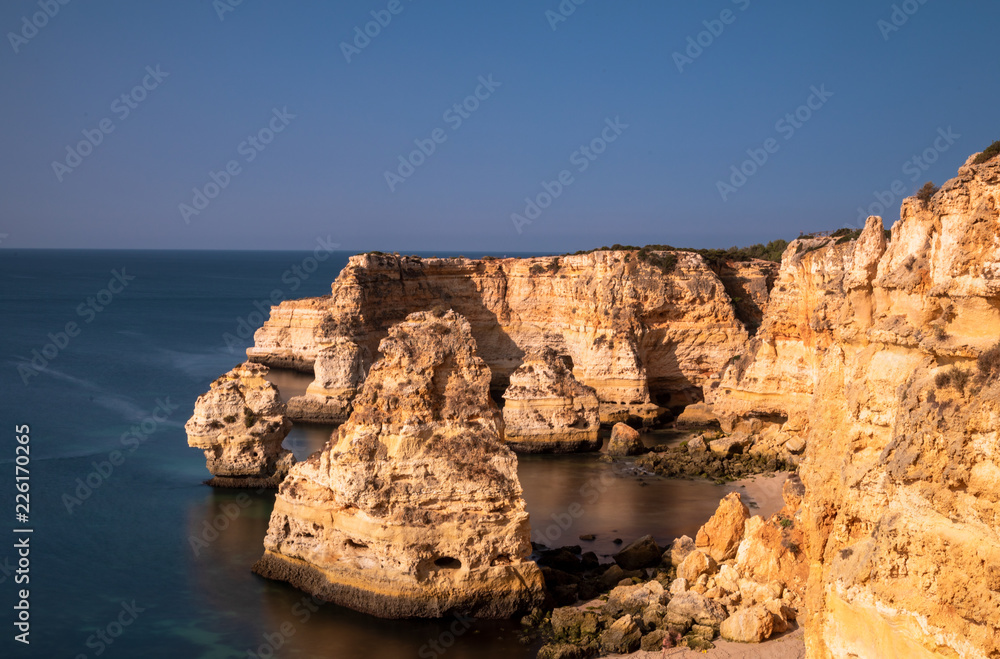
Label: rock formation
xmin=248 ymin=251 xmax=777 ymax=424
xmin=713 ymin=151 xmax=1000 ymax=657
xmin=252 ymin=310 xmax=544 ymax=618
xmin=185 ymin=362 xmax=294 ymax=488
xmin=606 ymin=422 xmax=646 ymax=456
xmin=501 ymin=347 xmax=601 ymax=452
xmin=286 ymin=337 xmax=371 ymax=424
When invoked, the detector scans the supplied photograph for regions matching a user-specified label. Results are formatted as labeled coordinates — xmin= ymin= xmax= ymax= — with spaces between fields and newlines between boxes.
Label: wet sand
xmin=730 ymin=472 xmax=790 ymax=518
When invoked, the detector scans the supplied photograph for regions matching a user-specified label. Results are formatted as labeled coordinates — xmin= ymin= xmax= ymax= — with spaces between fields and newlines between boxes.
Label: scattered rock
xmin=696 ymin=492 xmax=750 ymax=562
xmin=606 ymin=422 xmax=646 ymax=456
xmin=578 ymin=534 xmax=595 ymax=542
xmin=665 ymin=590 xmax=727 ymax=629
xmin=614 ymin=535 xmax=661 ymax=570
xmin=536 ymin=643 xmax=586 ymax=659
xmin=709 ymin=432 xmax=751 ymax=456
xmin=720 ymin=604 xmax=775 ymax=643
xmin=677 ymin=550 xmax=717 ymax=583
xmin=640 ymin=628 xmax=668 ymax=652
xmin=667 ymin=535 xmax=696 ymax=567
xmin=688 ymin=434 xmax=707 ymax=452
xmin=599 ymin=615 xmax=642 ymax=654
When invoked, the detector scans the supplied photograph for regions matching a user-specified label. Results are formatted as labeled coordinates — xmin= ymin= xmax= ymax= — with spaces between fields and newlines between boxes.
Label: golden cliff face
xmin=714 ymin=153 xmax=1000 ymax=658
xmin=252 ymin=310 xmax=544 ymax=618
xmin=249 ymin=250 xmax=763 ymax=424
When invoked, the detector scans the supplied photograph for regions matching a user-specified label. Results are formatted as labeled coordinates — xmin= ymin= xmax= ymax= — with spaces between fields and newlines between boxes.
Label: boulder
xmin=677 ymin=550 xmax=717 ymax=582
xmin=502 ymin=347 xmax=601 ymax=453
xmin=696 ymin=492 xmax=751 ymax=562
xmin=667 ymin=535 xmax=696 ymax=567
xmin=720 ymin=605 xmax=775 ymax=643
xmin=708 ymin=432 xmax=751 ymax=456
xmin=185 ymin=362 xmax=293 ymax=488
xmin=665 ymin=590 xmax=728 ymax=629
xmin=675 ymin=402 xmax=720 ymax=428
xmin=252 ymin=311 xmax=544 ymax=618
xmin=599 ymin=615 xmax=642 ymax=654
xmin=606 ymin=422 xmax=646 ymax=456
xmin=614 ymin=534 xmax=661 ymax=570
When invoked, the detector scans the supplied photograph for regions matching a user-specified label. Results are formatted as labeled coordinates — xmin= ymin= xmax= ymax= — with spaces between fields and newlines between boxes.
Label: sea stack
xmin=502 ymin=347 xmax=602 ymax=453
xmin=185 ymin=362 xmax=294 ymax=488
xmin=253 ymin=309 xmax=545 ymax=618
xmin=286 ymin=337 xmax=371 ymax=424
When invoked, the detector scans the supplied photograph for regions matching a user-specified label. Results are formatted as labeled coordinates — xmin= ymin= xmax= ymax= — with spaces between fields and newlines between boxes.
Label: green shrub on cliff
xmin=973 ymin=140 xmax=1000 ymax=165
xmin=916 ymin=181 xmax=939 ymax=204
xmin=977 ymin=343 xmax=1000 ymax=380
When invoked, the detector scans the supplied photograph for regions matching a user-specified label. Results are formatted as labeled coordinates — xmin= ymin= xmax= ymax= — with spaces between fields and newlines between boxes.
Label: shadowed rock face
xmin=252 ymin=310 xmax=544 ymax=618
xmin=185 ymin=362 xmax=294 ymax=488
xmin=248 ymin=251 xmax=770 ymax=423
xmin=713 ymin=153 xmax=1000 ymax=658
xmin=502 ymin=347 xmax=601 ymax=453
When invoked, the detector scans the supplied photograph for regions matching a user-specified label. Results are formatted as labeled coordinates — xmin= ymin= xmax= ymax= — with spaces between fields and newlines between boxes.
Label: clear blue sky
xmin=1 ymin=0 xmax=997 ymax=252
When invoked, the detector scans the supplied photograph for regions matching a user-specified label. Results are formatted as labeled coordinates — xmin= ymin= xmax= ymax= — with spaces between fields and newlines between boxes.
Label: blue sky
xmin=0 ymin=0 xmax=997 ymax=252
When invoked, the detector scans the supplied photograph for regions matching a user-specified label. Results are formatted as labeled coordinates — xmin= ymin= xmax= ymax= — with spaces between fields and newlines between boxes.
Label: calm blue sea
xmin=0 ymin=250 xmax=734 ymax=659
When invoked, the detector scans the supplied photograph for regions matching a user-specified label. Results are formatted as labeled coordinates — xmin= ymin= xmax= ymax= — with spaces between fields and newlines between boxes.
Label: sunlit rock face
xmin=185 ymin=362 xmax=293 ymax=488
xmin=501 ymin=347 xmax=601 ymax=453
xmin=248 ymin=250 xmax=768 ymax=423
xmin=252 ymin=310 xmax=544 ymax=618
xmin=286 ymin=337 xmax=371 ymax=424
xmin=714 ymin=152 xmax=1000 ymax=658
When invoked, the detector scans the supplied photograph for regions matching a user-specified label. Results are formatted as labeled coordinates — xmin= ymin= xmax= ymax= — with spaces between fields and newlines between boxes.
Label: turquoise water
xmin=0 ymin=250 xmax=733 ymax=658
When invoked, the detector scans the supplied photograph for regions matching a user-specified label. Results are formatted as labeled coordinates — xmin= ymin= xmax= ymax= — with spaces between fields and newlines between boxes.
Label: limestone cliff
xmin=286 ymin=337 xmax=371 ymax=424
xmin=252 ymin=310 xmax=544 ymax=618
xmin=249 ymin=251 xmax=772 ymax=424
xmin=502 ymin=347 xmax=601 ymax=453
xmin=714 ymin=152 xmax=1000 ymax=657
xmin=185 ymin=362 xmax=294 ymax=488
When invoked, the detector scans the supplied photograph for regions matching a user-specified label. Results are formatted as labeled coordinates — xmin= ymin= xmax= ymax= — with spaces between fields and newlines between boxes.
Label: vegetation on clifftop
xmin=570 ymin=240 xmax=790 ymax=268
xmin=972 ymin=140 xmax=1000 ymax=165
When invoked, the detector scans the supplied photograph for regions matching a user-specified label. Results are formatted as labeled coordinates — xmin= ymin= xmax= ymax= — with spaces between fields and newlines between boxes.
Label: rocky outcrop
xmin=606 ymin=422 xmax=645 ymax=456
xmin=185 ymin=362 xmax=294 ymax=488
xmin=501 ymin=347 xmax=601 ymax=452
xmin=714 ymin=152 xmax=1000 ymax=657
xmin=252 ymin=310 xmax=544 ymax=618
xmin=695 ymin=492 xmax=750 ymax=562
xmin=286 ymin=337 xmax=371 ymax=424
xmin=248 ymin=251 xmax=770 ymax=423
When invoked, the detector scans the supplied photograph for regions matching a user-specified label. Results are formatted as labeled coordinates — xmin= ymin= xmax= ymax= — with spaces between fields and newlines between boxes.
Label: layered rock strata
xmin=185 ymin=362 xmax=294 ymax=488
xmin=252 ymin=310 xmax=545 ymax=618
xmin=248 ymin=251 xmax=775 ymax=423
xmin=714 ymin=152 xmax=1000 ymax=657
xmin=501 ymin=347 xmax=601 ymax=452
xmin=286 ymin=337 xmax=371 ymax=424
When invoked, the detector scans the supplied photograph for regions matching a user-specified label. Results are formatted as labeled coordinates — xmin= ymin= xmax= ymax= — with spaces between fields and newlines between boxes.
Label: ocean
xmin=0 ymin=250 xmax=734 ymax=658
